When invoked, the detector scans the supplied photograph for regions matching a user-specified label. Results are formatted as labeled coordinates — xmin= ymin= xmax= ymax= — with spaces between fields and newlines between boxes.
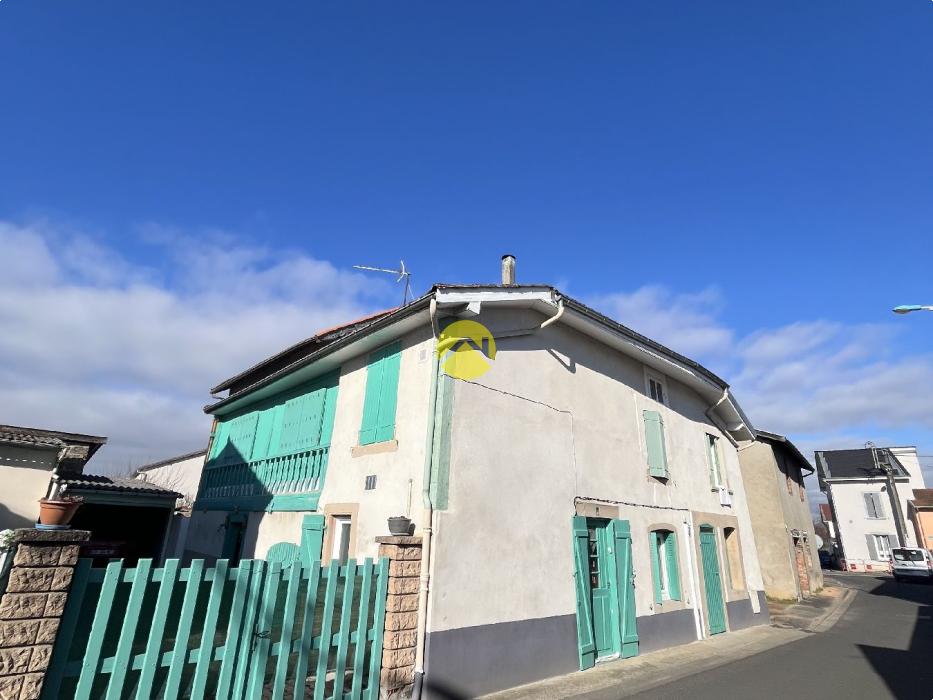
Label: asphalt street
xmin=627 ymin=573 xmax=933 ymax=700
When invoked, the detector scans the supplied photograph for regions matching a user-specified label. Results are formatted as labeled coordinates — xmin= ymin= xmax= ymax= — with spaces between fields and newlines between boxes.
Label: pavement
xmin=481 ymin=572 xmax=932 ymax=700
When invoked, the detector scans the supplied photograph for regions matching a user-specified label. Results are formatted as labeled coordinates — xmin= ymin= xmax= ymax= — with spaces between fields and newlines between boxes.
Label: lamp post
xmin=866 ymin=441 xmax=907 ymax=547
xmin=893 ymin=305 xmax=933 ymax=315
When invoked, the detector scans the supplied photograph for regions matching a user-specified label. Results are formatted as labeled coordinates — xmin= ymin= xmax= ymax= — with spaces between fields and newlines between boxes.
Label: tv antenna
xmin=353 ymin=260 xmax=413 ymax=305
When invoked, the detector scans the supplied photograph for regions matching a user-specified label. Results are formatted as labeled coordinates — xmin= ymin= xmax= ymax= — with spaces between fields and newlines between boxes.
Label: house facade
xmin=907 ymin=488 xmax=933 ymax=550
xmin=737 ymin=431 xmax=823 ymax=601
xmin=188 ymin=271 xmax=769 ymax=697
xmin=816 ymin=446 xmax=927 ymax=572
xmin=0 ymin=425 xmax=106 ymax=530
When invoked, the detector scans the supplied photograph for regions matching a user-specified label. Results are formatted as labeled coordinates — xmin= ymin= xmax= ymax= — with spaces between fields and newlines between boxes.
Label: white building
xmin=187 ymin=260 xmax=770 ymax=697
xmin=816 ymin=446 xmax=927 ymax=572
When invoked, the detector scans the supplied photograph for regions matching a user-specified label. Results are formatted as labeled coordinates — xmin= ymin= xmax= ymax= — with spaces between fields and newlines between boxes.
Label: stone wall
xmin=376 ymin=535 xmax=422 ymax=700
xmin=0 ymin=529 xmax=89 ymax=700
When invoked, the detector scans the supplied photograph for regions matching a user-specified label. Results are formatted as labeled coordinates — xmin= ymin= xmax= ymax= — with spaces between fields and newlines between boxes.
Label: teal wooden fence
xmin=42 ymin=557 xmax=389 ymax=700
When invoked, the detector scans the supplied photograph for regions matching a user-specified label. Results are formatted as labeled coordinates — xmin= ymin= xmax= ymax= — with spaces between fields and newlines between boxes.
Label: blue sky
xmin=1 ymin=2 xmax=932 ymax=489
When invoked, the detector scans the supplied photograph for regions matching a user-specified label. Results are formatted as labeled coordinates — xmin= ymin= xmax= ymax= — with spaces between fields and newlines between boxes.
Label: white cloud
xmin=589 ymin=284 xmax=933 ymax=495
xmin=0 ymin=221 xmax=395 ymax=473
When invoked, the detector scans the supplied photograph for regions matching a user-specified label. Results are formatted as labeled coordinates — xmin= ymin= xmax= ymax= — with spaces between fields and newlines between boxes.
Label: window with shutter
xmin=706 ymin=434 xmax=723 ymax=488
xmin=864 ymin=493 xmax=885 ymax=519
xmin=643 ymin=410 xmax=669 ymax=478
xmin=359 ymin=342 xmax=402 ymax=445
xmin=664 ymin=532 xmax=681 ymax=601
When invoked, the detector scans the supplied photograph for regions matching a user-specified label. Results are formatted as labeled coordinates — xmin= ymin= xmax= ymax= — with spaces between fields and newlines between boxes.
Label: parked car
xmin=890 ymin=547 xmax=933 ymax=582
xmin=818 ymin=549 xmax=834 ymax=569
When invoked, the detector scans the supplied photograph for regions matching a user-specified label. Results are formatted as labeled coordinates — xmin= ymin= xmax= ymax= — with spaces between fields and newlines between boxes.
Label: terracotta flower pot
xmin=38 ymin=499 xmax=81 ymax=527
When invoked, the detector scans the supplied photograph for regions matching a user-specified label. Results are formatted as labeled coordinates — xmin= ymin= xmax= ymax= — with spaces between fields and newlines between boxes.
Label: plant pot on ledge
xmin=38 ymin=496 xmax=83 ymax=527
xmin=387 ymin=516 xmax=412 ymax=536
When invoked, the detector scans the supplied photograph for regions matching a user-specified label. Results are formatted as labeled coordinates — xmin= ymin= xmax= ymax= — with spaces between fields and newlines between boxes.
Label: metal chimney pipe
xmin=501 ymin=254 xmax=516 ymax=285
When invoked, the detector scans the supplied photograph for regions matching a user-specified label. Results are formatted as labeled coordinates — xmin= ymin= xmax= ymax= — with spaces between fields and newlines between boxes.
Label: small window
xmin=706 ymin=434 xmax=724 ymax=488
xmin=723 ymin=527 xmax=745 ymax=590
xmin=649 ymin=530 xmax=681 ymax=603
xmin=331 ymin=515 xmax=352 ymax=565
xmin=799 ymin=469 xmax=806 ymax=502
xmin=869 ymin=533 xmax=893 ymax=561
xmin=863 ymin=493 xmax=885 ymax=520
xmin=645 ymin=370 xmax=668 ymax=406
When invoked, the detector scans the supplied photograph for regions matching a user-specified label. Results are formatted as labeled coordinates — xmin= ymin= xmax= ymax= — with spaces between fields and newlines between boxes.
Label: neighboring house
xmin=133 ymin=449 xmax=207 ymax=562
xmin=738 ymin=430 xmax=823 ymax=600
xmin=816 ymin=446 xmax=927 ymax=572
xmin=0 ymin=424 xmax=107 ymax=530
xmin=189 ymin=260 xmax=769 ymax=698
xmin=60 ymin=474 xmax=182 ymax=565
xmin=907 ymin=489 xmax=933 ymax=550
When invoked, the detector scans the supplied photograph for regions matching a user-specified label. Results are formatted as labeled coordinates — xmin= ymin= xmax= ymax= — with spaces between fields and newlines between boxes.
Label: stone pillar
xmin=0 ymin=529 xmax=89 ymax=700
xmin=376 ymin=535 xmax=423 ymax=700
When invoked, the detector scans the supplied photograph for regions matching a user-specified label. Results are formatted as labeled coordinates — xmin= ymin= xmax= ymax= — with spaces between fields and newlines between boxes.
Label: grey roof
xmin=755 ymin=430 xmax=814 ymax=474
xmin=815 ymin=448 xmax=909 ymax=481
xmin=0 ymin=428 xmax=64 ymax=449
xmin=135 ymin=449 xmax=207 ymax=473
xmin=60 ymin=473 xmax=182 ymax=498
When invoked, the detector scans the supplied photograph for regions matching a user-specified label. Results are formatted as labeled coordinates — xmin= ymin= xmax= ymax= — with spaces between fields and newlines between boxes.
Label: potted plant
xmin=38 ymin=495 xmax=83 ymax=527
xmin=387 ymin=516 xmax=412 ymax=536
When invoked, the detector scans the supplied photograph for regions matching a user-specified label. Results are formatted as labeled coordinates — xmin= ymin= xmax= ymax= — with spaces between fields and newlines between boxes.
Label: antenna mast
xmin=352 ymin=260 xmax=413 ymax=305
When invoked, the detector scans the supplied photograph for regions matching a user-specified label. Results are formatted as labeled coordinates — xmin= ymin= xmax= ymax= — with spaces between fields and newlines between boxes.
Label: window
xmin=863 ymin=492 xmax=885 ymax=520
xmin=867 ymin=534 xmax=894 ymax=561
xmin=723 ymin=527 xmax=745 ymax=590
xmin=643 ymin=410 xmax=669 ymax=478
xmin=798 ymin=468 xmax=806 ymax=503
xmin=649 ymin=530 xmax=681 ymax=603
xmin=359 ymin=341 xmax=402 ymax=445
xmin=706 ymin=434 xmax=724 ymax=488
xmin=331 ymin=515 xmax=352 ymax=565
xmin=645 ymin=370 xmax=668 ymax=406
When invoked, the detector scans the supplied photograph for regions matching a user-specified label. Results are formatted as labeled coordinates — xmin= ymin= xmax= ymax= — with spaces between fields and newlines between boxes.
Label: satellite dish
xmin=816 ymin=535 xmax=824 ymax=549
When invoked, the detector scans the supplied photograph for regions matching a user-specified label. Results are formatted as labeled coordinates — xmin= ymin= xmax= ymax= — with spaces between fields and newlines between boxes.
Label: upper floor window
xmin=359 ymin=341 xmax=402 ymax=445
xmin=645 ymin=370 xmax=668 ymax=406
xmin=706 ymin=434 xmax=724 ymax=488
xmin=649 ymin=529 xmax=681 ymax=603
xmin=863 ymin=492 xmax=886 ymax=520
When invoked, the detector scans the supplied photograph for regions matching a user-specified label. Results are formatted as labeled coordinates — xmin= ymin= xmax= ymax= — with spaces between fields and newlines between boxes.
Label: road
xmin=627 ymin=573 xmax=933 ymax=700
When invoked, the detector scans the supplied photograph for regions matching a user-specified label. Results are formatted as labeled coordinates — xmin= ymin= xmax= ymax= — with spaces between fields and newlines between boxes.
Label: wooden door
xmin=700 ymin=526 xmax=727 ymax=635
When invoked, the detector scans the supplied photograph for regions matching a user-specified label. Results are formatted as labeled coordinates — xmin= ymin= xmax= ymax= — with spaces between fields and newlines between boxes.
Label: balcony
xmin=195 ymin=445 xmax=329 ymax=512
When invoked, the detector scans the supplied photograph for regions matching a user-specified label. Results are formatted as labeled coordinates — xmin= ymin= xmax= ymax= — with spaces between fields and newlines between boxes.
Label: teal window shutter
xmin=300 ymin=514 xmax=325 ymax=566
xmin=649 ymin=531 xmax=663 ymax=604
xmin=644 ymin=410 xmax=669 ymax=477
xmin=665 ymin=532 xmax=681 ymax=601
xmin=571 ymin=516 xmax=596 ymax=670
xmin=360 ymin=342 xmax=402 ymax=445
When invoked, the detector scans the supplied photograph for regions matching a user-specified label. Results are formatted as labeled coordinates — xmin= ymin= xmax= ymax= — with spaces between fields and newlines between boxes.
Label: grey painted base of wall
xmin=727 ymin=591 xmax=770 ymax=632
xmin=635 ymin=607 xmax=697 ymax=654
xmin=424 ymin=614 xmax=579 ymax=699
xmin=424 ymin=595 xmax=770 ymax=698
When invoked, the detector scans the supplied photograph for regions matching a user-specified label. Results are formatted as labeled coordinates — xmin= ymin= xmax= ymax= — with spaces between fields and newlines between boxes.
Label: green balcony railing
xmin=196 ymin=446 xmax=329 ymax=512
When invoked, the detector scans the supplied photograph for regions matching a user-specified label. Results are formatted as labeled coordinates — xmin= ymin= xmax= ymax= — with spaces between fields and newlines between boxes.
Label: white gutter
xmin=412 ymin=298 xmax=440 ymax=700
xmin=705 ymin=388 xmax=740 ymax=448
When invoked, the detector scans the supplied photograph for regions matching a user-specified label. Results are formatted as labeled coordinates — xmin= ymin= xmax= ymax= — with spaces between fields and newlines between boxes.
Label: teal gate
xmin=42 ymin=557 xmax=389 ymax=700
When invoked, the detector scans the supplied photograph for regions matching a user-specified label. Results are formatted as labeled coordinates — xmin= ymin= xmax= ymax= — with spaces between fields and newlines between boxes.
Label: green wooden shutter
xmin=209 ymin=421 xmax=231 ymax=462
xmin=665 ymin=532 xmax=681 ymax=601
xmin=228 ymin=413 xmax=258 ymax=463
xmin=300 ymin=514 xmax=325 ymax=566
xmin=375 ymin=344 xmax=401 ymax=443
xmin=294 ymin=388 xmax=325 ymax=450
xmin=360 ymin=342 xmax=401 ymax=445
xmin=571 ymin=516 xmax=596 ymax=670
xmin=610 ymin=519 xmax=639 ymax=658
xmin=359 ymin=347 xmax=387 ymax=445
xmin=644 ymin=410 xmax=669 ymax=478
xmin=649 ymin=532 xmax=663 ymax=604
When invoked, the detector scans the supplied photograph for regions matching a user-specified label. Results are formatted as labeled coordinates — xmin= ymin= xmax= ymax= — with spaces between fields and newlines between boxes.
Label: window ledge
xmin=352 ymin=440 xmax=399 ymax=458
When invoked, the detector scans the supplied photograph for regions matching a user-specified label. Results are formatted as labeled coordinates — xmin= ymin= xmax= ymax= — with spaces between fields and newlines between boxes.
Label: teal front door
xmin=699 ymin=526 xmax=727 ymax=635
xmin=572 ymin=517 xmax=639 ymax=669
xmin=586 ymin=520 xmax=615 ymax=659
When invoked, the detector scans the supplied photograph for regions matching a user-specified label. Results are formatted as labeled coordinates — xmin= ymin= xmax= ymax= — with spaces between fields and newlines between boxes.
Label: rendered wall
xmin=0 ymin=446 xmax=57 ymax=530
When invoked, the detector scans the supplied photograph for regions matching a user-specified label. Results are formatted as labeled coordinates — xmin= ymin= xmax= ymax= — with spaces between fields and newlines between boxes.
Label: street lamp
xmin=893 ymin=305 xmax=933 ymax=314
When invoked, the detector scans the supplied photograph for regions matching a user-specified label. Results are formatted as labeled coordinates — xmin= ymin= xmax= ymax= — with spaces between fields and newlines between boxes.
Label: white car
xmin=891 ymin=547 xmax=933 ymax=582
